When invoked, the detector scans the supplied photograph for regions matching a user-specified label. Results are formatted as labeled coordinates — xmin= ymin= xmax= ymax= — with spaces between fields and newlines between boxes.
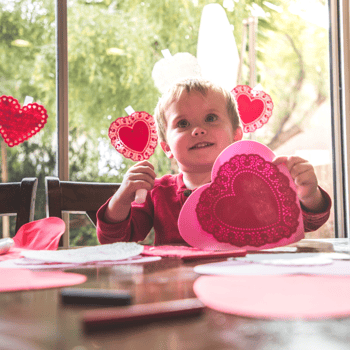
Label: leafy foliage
xmin=0 ymin=0 xmax=331 ymax=242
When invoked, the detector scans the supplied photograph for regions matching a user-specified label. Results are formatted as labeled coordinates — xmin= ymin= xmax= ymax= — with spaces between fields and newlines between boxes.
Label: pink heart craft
xmin=108 ymin=111 xmax=158 ymax=161
xmin=231 ymin=85 xmax=273 ymax=133
xmin=178 ymin=140 xmax=304 ymax=251
xmin=0 ymin=95 xmax=48 ymax=147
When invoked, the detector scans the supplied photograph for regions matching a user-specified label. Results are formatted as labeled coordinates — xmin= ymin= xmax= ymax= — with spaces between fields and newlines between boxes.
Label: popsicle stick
xmin=135 ymin=188 xmax=147 ymax=204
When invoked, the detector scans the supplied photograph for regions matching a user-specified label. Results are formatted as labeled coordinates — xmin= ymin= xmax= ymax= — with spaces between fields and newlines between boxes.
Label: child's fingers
xmin=294 ymin=168 xmax=316 ymax=187
xmin=133 ymin=160 xmax=155 ymax=170
xmin=127 ymin=172 xmax=155 ymax=188
xmin=272 ymin=156 xmax=288 ymax=166
xmin=128 ymin=162 xmax=156 ymax=179
xmin=272 ymin=156 xmax=309 ymax=173
xmin=289 ymin=162 xmax=314 ymax=180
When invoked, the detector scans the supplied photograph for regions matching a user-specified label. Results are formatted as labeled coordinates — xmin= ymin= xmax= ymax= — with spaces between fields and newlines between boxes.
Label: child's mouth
xmin=189 ymin=142 xmax=214 ymax=150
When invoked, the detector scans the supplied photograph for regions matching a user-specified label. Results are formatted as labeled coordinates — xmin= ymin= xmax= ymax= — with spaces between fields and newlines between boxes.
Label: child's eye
xmin=206 ymin=114 xmax=218 ymax=122
xmin=177 ymin=119 xmax=190 ymax=128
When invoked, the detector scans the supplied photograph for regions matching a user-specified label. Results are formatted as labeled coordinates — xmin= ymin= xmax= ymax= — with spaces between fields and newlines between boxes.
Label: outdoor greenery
xmin=0 ymin=0 xmax=331 ymax=244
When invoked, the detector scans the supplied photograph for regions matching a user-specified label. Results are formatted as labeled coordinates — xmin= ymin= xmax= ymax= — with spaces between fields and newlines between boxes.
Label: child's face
xmin=161 ymin=90 xmax=243 ymax=173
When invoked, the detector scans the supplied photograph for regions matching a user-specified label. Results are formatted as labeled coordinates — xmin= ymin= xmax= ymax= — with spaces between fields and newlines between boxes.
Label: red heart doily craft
xmin=108 ymin=111 xmax=158 ymax=161
xmin=231 ymin=85 xmax=273 ymax=133
xmin=178 ymin=140 xmax=304 ymax=251
xmin=0 ymin=95 xmax=48 ymax=147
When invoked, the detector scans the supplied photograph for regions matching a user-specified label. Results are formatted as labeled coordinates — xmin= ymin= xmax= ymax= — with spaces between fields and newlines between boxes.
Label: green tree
xmin=0 ymin=0 xmax=331 ymax=242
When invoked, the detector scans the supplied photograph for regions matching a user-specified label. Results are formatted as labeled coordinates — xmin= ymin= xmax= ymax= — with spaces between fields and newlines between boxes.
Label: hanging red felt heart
xmin=231 ymin=85 xmax=273 ymax=133
xmin=0 ymin=95 xmax=48 ymax=147
xmin=178 ymin=140 xmax=304 ymax=251
xmin=108 ymin=111 xmax=158 ymax=161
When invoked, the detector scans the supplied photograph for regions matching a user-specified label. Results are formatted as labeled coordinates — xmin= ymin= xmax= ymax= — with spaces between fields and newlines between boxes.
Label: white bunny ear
xmin=197 ymin=3 xmax=240 ymax=91
xmin=152 ymin=52 xmax=202 ymax=93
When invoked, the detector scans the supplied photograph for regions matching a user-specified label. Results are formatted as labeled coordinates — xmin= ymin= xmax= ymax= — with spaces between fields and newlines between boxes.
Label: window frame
xmin=55 ymin=0 xmax=348 ymax=245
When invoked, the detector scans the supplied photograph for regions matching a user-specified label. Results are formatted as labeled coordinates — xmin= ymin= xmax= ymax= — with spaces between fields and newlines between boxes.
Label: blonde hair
xmin=154 ymin=77 xmax=241 ymax=143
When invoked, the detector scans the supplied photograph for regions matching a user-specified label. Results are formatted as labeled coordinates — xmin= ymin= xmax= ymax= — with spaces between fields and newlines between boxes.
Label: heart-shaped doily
xmin=231 ymin=85 xmax=273 ymax=133
xmin=178 ymin=140 xmax=304 ymax=251
xmin=108 ymin=111 xmax=158 ymax=161
xmin=0 ymin=95 xmax=48 ymax=147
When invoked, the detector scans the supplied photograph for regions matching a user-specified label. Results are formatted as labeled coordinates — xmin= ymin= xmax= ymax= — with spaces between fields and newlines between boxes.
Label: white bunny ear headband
xmin=151 ymin=3 xmax=273 ymax=133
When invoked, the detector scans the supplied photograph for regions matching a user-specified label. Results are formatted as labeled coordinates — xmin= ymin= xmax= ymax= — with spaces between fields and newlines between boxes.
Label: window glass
xmin=1 ymin=0 xmax=333 ymax=242
xmin=0 ymin=0 xmax=56 ymax=237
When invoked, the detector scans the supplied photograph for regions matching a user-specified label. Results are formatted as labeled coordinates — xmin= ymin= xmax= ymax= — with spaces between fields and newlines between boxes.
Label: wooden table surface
xmin=1 ymin=240 xmax=350 ymax=350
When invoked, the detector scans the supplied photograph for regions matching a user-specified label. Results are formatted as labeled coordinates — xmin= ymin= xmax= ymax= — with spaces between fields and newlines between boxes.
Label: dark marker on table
xmin=82 ymin=298 xmax=206 ymax=333
xmin=60 ymin=288 xmax=132 ymax=307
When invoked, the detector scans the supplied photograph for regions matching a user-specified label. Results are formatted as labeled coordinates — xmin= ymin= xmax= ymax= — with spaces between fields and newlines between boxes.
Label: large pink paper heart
xmin=0 ymin=95 xmax=48 ymax=147
xmin=108 ymin=111 xmax=158 ymax=161
xmin=231 ymin=85 xmax=273 ymax=133
xmin=178 ymin=140 xmax=304 ymax=251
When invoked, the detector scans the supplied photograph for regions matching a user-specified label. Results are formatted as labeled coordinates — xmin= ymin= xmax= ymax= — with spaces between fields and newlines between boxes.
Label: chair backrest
xmin=0 ymin=177 xmax=38 ymax=232
xmin=45 ymin=176 xmax=121 ymax=227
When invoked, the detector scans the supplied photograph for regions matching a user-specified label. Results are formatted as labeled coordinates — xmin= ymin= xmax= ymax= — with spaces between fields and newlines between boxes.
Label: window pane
xmin=67 ymin=0 xmax=334 ymax=245
xmin=0 ymin=0 xmax=56 ymax=237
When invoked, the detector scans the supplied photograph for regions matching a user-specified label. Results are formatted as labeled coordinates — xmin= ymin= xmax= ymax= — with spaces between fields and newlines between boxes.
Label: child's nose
xmin=192 ymin=126 xmax=207 ymax=136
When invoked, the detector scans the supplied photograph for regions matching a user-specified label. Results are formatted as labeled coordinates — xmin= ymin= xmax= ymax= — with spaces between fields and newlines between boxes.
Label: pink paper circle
xmin=0 ymin=268 xmax=87 ymax=292
xmin=194 ymin=275 xmax=350 ymax=319
xmin=178 ymin=141 xmax=304 ymax=251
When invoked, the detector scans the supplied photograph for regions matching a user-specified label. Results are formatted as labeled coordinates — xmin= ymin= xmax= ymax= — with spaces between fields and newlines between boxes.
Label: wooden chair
xmin=0 ymin=177 xmax=38 ymax=233
xmin=45 ymin=176 xmax=121 ymax=227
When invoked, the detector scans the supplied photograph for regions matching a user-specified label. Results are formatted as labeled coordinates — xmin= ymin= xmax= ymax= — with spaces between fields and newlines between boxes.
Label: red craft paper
xmin=231 ymin=85 xmax=273 ymax=133
xmin=178 ymin=140 xmax=304 ymax=251
xmin=142 ymin=245 xmax=246 ymax=260
xmin=0 ymin=95 xmax=48 ymax=147
xmin=194 ymin=275 xmax=350 ymax=319
xmin=13 ymin=217 xmax=65 ymax=250
xmin=108 ymin=111 xmax=158 ymax=161
xmin=0 ymin=268 xmax=86 ymax=292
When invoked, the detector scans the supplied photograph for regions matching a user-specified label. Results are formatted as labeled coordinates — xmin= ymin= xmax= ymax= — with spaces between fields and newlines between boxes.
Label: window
xmin=1 ymin=0 xmax=343 ymax=245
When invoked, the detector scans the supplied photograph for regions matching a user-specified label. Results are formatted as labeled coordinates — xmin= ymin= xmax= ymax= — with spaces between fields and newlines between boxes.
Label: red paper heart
xmin=215 ymin=172 xmax=279 ymax=229
xmin=0 ymin=95 xmax=48 ymax=147
xmin=196 ymin=154 xmax=300 ymax=247
xmin=108 ymin=111 xmax=158 ymax=161
xmin=231 ymin=85 xmax=273 ymax=133
xmin=118 ymin=120 xmax=149 ymax=153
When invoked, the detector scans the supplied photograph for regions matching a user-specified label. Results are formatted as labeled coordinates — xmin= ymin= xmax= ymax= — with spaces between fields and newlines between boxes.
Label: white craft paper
xmin=238 ymin=253 xmax=333 ymax=266
xmin=0 ymin=255 xmax=161 ymax=269
xmin=21 ymin=242 xmax=144 ymax=264
xmin=194 ymin=258 xmax=350 ymax=276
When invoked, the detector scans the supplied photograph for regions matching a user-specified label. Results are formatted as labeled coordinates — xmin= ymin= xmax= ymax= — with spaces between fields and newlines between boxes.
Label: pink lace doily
xmin=195 ymin=154 xmax=300 ymax=247
xmin=231 ymin=85 xmax=273 ymax=133
xmin=108 ymin=111 xmax=158 ymax=161
xmin=0 ymin=95 xmax=48 ymax=147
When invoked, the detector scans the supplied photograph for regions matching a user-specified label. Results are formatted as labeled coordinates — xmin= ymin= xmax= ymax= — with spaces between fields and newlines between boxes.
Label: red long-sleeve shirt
xmin=96 ymin=173 xmax=332 ymax=245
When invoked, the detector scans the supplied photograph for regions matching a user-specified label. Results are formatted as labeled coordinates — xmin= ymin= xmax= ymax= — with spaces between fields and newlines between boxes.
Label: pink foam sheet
xmin=194 ymin=275 xmax=350 ymax=319
xmin=142 ymin=245 xmax=246 ymax=260
xmin=0 ymin=268 xmax=87 ymax=292
xmin=13 ymin=217 xmax=66 ymax=250
xmin=178 ymin=140 xmax=304 ymax=251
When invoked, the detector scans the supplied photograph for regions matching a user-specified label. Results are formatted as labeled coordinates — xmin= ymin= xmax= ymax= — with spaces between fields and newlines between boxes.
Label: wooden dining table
xmin=1 ymin=239 xmax=350 ymax=350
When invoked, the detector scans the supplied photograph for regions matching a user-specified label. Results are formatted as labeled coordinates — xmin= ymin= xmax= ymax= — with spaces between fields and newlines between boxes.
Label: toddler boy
xmin=96 ymin=78 xmax=331 ymax=245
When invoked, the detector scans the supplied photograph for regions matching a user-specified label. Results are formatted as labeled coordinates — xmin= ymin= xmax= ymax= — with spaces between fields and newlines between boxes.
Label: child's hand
xmin=272 ymin=156 xmax=327 ymax=212
xmin=116 ymin=160 xmax=156 ymax=206
xmin=105 ymin=160 xmax=156 ymax=223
